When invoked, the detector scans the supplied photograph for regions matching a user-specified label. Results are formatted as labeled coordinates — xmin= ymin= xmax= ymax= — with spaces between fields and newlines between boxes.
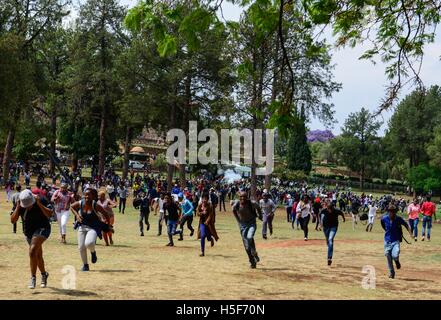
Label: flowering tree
xmin=307 ymin=130 xmax=335 ymax=143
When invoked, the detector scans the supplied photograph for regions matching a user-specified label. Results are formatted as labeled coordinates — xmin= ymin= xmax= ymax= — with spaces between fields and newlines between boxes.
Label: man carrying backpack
xmin=380 ymin=204 xmax=412 ymax=279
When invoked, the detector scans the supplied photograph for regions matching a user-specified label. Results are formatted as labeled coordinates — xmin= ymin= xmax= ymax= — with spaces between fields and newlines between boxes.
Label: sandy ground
xmin=1 ymin=198 xmax=440 ymax=300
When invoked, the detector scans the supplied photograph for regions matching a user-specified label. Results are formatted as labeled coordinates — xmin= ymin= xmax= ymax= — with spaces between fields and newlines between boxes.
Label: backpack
xmin=133 ymin=197 xmax=142 ymax=209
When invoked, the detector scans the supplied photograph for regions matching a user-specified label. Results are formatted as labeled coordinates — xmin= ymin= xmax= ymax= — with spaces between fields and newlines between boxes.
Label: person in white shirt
xmin=153 ymin=193 xmax=166 ymax=236
xmin=106 ymin=183 xmax=115 ymax=201
xmin=366 ymin=202 xmax=378 ymax=232
xmin=296 ymin=195 xmax=313 ymax=241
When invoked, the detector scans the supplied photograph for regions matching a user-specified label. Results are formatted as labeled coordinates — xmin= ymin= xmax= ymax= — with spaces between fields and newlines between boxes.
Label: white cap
xmin=19 ymin=189 xmax=36 ymax=208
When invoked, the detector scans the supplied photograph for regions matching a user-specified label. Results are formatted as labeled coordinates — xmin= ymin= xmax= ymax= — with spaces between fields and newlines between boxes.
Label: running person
xmin=366 ymin=201 xmax=378 ymax=232
xmin=232 ymin=191 xmax=263 ymax=269
xmin=296 ymin=195 xmax=312 ymax=241
xmin=10 ymin=189 xmax=52 ymax=289
xmin=97 ymin=191 xmax=116 ymax=246
xmin=51 ymin=183 xmax=73 ymax=244
xmin=380 ymin=204 xmax=412 ymax=279
xmin=117 ymin=183 xmax=128 ymax=214
xmin=163 ymin=193 xmax=183 ymax=246
xmin=138 ymin=192 xmax=150 ymax=236
xmin=320 ymin=199 xmax=345 ymax=266
xmin=420 ymin=196 xmax=436 ymax=241
xmin=407 ymin=199 xmax=420 ymax=241
xmin=284 ymin=194 xmax=293 ymax=223
xmin=350 ymin=197 xmax=361 ymax=230
xmin=153 ymin=193 xmax=167 ymax=236
xmin=71 ymin=189 xmax=112 ymax=271
xmin=312 ymin=196 xmax=322 ymax=231
xmin=179 ymin=193 xmax=195 ymax=236
xmin=197 ymin=193 xmax=219 ymax=256
xmin=259 ymin=192 xmax=275 ymax=239
xmin=10 ymin=184 xmax=22 ymax=233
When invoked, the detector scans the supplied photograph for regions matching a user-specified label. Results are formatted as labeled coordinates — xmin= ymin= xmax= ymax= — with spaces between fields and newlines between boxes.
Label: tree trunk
xmin=2 ymin=128 xmax=16 ymax=183
xmin=49 ymin=103 xmax=57 ymax=175
xmin=180 ymin=75 xmax=191 ymax=189
xmin=122 ymin=126 xmax=132 ymax=181
xmin=167 ymin=86 xmax=178 ymax=192
xmin=250 ymin=130 xmax=257 ymax=201
xmin=98 ymin=107 xmax=107 ymax=179
xmin=72 ymin=153 xmax=78 ymax=172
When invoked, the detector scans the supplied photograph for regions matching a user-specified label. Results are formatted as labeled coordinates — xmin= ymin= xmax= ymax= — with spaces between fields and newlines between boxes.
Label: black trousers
xmin=139 ymin=210 xmax=150 ymax=232
xmin=219 ymin=199 xmax=226 ymax=211
xmin=180 ymin=215 xmax=194 ymax=232
xmin=119 ymin=198 xmax=126 ymax=213
xmin=299 ymin=215 xmax=310 ymax=238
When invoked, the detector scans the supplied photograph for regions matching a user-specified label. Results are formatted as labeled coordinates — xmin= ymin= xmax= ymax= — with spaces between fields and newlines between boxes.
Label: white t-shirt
xmin=368 ymin=205 xmax=377 ymax=217
xmin=153 ymin=197 xmax=165 ymax=213
xmin=106 ymin=185 xmax=114 ymax=194
xmin=296 ymin=202 xmax=311 ymax=218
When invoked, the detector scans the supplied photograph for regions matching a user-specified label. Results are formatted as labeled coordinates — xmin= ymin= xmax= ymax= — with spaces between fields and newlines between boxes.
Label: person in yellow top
xmin=133 ymin=182 xmax=140 ymax=198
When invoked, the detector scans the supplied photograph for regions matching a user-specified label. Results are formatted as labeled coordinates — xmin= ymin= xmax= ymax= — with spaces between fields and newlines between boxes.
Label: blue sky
xmin=74 ymin=0 xmax=441 ymax=136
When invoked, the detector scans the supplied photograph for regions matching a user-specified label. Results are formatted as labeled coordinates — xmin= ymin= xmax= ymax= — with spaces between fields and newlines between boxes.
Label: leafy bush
xmin=111 ymin=156 xmax=123 ymax=168
xmin=273 ymin=166 xmax=307 ymax=181
xmin=152 ymin=154 xmax=167 ymax=171
xmin=406 ymin=164 xmax=441 ymax=192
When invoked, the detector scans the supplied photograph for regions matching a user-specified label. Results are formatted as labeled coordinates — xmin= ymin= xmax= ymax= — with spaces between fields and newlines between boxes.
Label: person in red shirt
xmin=31 ymin=181 xmax=47 ymax=199
xmin=420 ymin=196 xmax=437 ymax=241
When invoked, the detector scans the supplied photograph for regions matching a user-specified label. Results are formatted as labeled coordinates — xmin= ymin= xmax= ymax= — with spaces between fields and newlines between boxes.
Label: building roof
xmin=130 ymin=146 xmax=146 ymax=154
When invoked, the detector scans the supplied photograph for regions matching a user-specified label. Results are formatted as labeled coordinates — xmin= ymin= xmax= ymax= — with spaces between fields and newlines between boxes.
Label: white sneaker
xmin=29 ymin=276 xmax=36 ymax=289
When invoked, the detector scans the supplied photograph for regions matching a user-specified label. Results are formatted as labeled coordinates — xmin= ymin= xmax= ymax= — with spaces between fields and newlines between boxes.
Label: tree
xmin=286 ymin=119 xmax=312 ymax=173
xmin=0 ymin=34 xmax=36 ymax=177
xmin=332 ymin=107 xmax=382 ymax=190
xmin=407 ymin=164 xmax=441 ymax=194
xmin=126 ymin=0 xmax=236 ymax=190
xmin=0 ymin=0 xmax=69 ymax=181
xmin=71 ymin=0 xmax=127 ymax=177
xmin=427 ymin=125 xmax=441 ymax=169
xmin=386 ymin=86 xmax=441 ymax=168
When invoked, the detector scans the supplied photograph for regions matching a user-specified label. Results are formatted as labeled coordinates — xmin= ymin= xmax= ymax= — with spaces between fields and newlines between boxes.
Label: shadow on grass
xmin=102 ymin=244 xmax=133 ymax=248
xmin=256 ymin=267 xmax=292 ymax=272
xmin=209 ymin=254 xmax=235 ymax=259
xmin=401 ymin=278 xmax=434 ymax=283
xmin=49 ymin=287 xmax=98 ymax=297
xmin=92 ymin=269 xmax=136 ymax=273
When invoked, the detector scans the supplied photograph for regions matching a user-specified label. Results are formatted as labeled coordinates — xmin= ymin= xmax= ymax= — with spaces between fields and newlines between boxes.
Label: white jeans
xmin=368 ymin=215 xmax=375 ymax=224
xmin=56 ymin=210 xmax=70 ymax=235
xmin=77 ymin=226 xmax=97 ymax=264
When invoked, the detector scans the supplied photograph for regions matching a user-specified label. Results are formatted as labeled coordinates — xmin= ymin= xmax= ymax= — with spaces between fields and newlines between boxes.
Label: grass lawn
xmin=1 ymin=192 xmax=440 ymax=300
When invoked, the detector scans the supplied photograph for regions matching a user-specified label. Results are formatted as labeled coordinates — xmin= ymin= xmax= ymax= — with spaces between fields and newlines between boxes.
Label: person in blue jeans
xmin=163 ymin=194 xmax=183 ymax=246
xmin=320 ymin=199 xmax=345 ymax=266
xmin=196 ymin=193 xmax=219 ymax=256
xmin=179 ymin=194 xmax=195 ymax=236
xmin=380 ymin=204 xmax=412 ymax=279
xmin=232 ymin=192 xmax=263 ymax=269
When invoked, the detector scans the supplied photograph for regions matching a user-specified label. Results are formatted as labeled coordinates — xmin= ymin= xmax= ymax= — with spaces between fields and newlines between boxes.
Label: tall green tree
xmin=386 ymin=86 xmax=441 ymax=169
xmin=0 ymin=0 xmax=69 ymax=181
xmin=332 ymin=107 xmax=382 ymax=190
xmin=286 ymin=119 xmax=312 ymax=173
xmin=67 ymin=0 xmax=127 ymax=176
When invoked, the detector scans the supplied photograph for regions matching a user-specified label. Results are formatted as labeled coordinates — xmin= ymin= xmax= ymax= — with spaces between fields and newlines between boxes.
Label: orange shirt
xmin=420 ymin=201 xmax=436 ymax=217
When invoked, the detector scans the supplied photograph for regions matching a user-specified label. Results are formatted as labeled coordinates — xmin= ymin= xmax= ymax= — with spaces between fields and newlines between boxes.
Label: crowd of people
xmin=3 ymin=164 xmax=439 ymax=288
